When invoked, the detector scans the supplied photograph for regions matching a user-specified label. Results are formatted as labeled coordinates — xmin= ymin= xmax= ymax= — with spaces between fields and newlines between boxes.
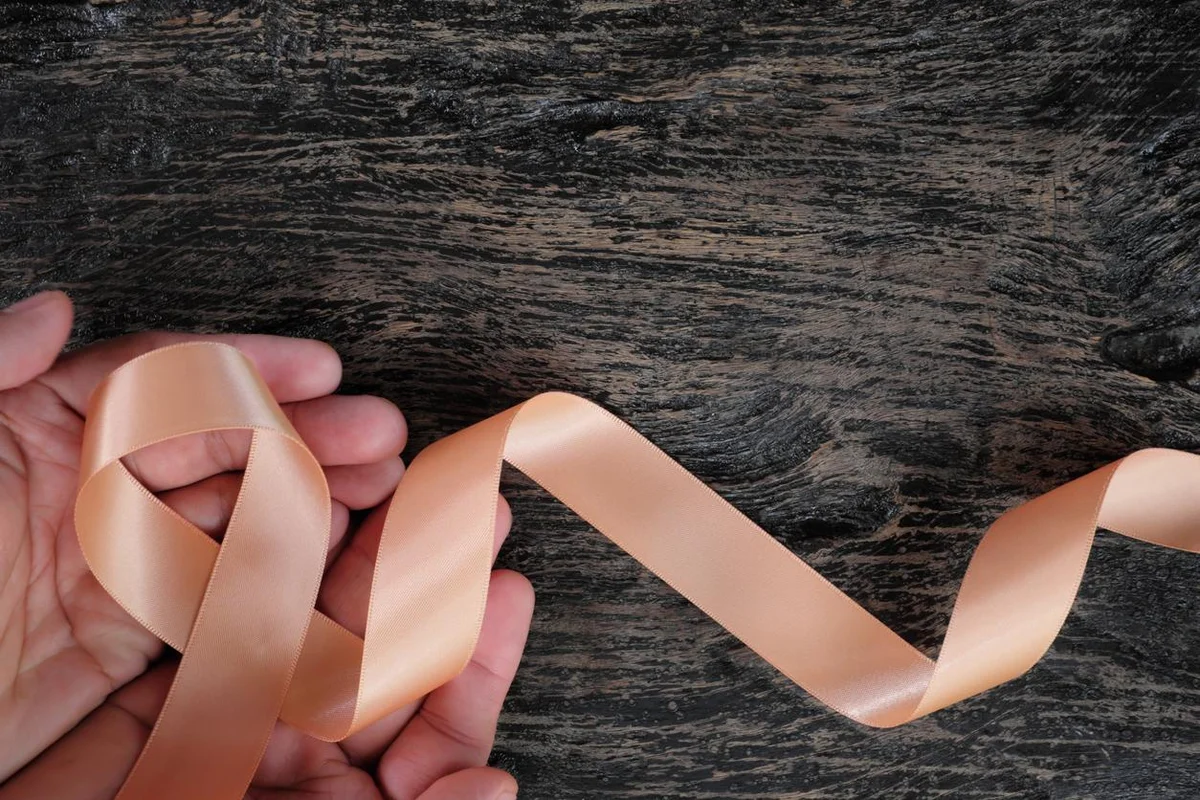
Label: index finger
xmin=42 ymin=331 xmax=343 ymax=415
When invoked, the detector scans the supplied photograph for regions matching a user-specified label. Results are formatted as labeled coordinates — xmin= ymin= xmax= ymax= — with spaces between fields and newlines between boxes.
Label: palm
xmin=0 ymin=296 xmax=532 ymax=800
xmin=0 ymin=377 xmax=160 ymax=770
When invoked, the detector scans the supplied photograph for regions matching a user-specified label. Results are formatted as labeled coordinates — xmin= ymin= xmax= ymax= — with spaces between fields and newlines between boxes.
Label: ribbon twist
xmin=75 ymin=343 xmax=1199 ymax=799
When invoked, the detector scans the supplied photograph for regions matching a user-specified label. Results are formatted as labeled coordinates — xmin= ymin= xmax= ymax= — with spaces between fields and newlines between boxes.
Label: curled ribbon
xmin=75 ymin=343 xmax=1199 ymax=799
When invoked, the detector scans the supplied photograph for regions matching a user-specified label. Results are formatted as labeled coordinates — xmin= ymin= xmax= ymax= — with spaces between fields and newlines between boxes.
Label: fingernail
xmin=495 ymin=793 xmax=517 ymax=800
xmin=3 ymin=291 xmax=58 ymax=315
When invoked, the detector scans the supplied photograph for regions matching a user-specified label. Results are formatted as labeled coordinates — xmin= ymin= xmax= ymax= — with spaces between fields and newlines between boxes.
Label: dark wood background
xmin=2 ymin=1 xmax=1198 ymax=797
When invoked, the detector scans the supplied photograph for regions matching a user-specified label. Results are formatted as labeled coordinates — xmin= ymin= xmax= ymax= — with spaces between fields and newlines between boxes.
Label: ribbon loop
xmin=78 ymin=344 xmax=332 ymax=800
xmin=74 ymin=343 xmax=1200 ymax=799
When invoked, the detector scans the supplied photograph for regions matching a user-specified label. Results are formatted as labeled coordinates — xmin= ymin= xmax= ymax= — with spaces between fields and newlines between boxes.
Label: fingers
xmin=154 ymin=454 xmax=407 ymax=557
xmin=41 ymin=331 xmax=343 ymax=415
xmin=286 ymin=395 xmax=408 ymax=465
xmin=413 ymin=768 xmax=518 ymax=800
xmin=328 ymin=497 xmax=513 ymax=767
xmin=124 ymin=394 xmax=407 ymax=493
xmin=158 ymin=475 xmax=353 ymax=563
xmin=376 ymin=570 xmax=534 ymax=800
xmin=324 ymin=459 xmax=407 ymax=511
xmin=0 ymin=291 xmax=73 ymax=390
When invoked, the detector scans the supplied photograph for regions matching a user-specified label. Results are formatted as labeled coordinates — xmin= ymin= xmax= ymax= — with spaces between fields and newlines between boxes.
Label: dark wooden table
xmin=3 ymin=2 xmax=1198 ymax=797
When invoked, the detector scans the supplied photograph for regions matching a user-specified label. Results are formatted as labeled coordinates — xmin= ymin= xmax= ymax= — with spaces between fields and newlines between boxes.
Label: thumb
xmin=0 ymin=291 xmax=73 ymax=390
xmin=412 ymin=767 xmax=519 ymax=800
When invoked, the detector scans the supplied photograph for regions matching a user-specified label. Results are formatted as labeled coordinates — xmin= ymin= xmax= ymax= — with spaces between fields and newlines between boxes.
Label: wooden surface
xmin=2 ymin=1 xmax=1199 ymax=797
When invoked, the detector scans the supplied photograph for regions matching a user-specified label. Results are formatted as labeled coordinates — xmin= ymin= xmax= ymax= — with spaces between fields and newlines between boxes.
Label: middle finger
xmin=123 ymin=394 xmax=407 ymax=492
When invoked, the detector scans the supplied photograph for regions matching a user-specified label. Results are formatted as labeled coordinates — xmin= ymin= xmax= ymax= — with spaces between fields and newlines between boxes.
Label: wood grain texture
xmin=2 ymin=1 xmax=1199 ymax=797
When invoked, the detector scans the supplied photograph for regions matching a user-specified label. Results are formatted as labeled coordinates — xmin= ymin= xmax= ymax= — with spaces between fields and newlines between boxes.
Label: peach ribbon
xmin=75 ymin=343 xmax=1199 ymax=799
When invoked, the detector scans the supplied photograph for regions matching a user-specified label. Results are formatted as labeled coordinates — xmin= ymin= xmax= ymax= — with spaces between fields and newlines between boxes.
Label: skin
xmin=0 ymin=291 xmax=533 ymax=800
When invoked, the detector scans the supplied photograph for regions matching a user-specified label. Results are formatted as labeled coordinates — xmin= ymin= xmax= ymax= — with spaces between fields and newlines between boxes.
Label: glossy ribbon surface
xmin=75 ymin=343 xmax=1199 ymax=799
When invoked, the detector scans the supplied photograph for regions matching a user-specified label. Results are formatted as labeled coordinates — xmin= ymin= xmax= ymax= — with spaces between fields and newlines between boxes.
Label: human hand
xmin=0 ymin=292 xmax=533 ymax=800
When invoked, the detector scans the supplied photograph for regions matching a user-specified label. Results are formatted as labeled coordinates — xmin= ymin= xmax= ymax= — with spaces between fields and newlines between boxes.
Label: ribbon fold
xmin=74 ymin=343 xmax=1199 ymax=799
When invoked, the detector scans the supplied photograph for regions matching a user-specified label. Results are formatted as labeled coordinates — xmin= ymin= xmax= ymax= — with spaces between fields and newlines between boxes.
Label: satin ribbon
xmin=74 ymin=342 xmax=1199 ymax=799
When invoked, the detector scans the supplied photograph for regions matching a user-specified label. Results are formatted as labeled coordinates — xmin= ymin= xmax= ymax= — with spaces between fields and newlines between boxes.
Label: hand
xmin=0 ymin=292 xmax=533 ymax=800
